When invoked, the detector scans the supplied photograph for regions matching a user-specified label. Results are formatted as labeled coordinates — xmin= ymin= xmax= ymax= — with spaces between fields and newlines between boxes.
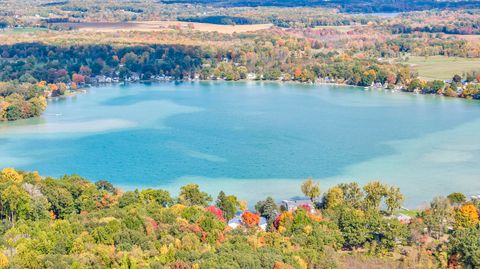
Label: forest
xmin=162 ymin=0 xmax=480 ymax=13
xmin=0 ymin=168 xmax=478 ymax=268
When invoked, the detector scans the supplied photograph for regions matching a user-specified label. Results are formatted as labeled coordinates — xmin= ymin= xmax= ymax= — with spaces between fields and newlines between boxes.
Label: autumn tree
xmin=363 ymin=181 xmax=387 ymax=210
xmin=242 ymin=211 xmax=260 ymax=227
xmin=455 ymin=203 xmax=479 ymax=229
xmin=324 ymin=187 xmax=344 ymax=209
xmin=301 ymin=178 xmax=320 ymax=202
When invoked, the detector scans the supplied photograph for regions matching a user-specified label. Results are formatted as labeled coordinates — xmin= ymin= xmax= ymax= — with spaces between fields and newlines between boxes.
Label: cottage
xmin=281 ymin=199 xmax=315 ymax=213
xmin=227 ymin=212 xmax=269 ymax=231
xmin=391 ymin=213 xmax=412 ymax=224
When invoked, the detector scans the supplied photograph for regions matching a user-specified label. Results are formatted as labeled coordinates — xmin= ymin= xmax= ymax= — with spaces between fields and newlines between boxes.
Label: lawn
xmin=401 ymin=55 xmax=480 ymax=81
xmin=1 ymin=27 xmax=50 ymax=34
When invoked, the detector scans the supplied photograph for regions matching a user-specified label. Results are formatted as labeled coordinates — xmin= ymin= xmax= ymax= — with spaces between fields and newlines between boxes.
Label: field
xmin=55 ymin=21 xmax=273 ymax=34
xmin=0 ymin=27 xmax=50 ymax=34
xmin=401 ymin=55 xmax=480 ymax=81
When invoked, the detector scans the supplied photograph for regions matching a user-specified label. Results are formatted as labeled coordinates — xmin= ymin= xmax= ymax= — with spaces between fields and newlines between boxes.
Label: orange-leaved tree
xmin=242 ymin=211 xmax=260 ymax=227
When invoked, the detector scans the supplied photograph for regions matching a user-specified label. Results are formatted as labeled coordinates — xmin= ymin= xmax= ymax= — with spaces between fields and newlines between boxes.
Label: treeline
xmin=0 ymin=42 xmax=412 ymax=86
xmin=391 ymin=24 xmax=480 ymax=35
xmin=163 ymin=0 xmax=480 ymax=12
xmin=0 ymin=43 xmax=205 ymax=85
xmin=178 ymin=16 xmax=264 ymax=25
xmin=0 ymin=82 xmax=47 ymax=121
xmin=0 ymin=168 xmax=479 ymax=268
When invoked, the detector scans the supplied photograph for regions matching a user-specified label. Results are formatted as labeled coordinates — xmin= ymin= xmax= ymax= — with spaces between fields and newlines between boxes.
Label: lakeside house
xmin=227 ymin=212 xmax=268 ymax=231
xmin=281 ymin=199 xmax=315 ymax=213
xmin=390 ymin=213 xmax=413 ymax=224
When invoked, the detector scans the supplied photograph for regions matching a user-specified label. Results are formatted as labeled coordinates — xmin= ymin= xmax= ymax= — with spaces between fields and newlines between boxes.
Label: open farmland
xmin=54 ymin=21 xmax=273 ymax=34
xmin=401 ymin=56 xmax=480 ymax=81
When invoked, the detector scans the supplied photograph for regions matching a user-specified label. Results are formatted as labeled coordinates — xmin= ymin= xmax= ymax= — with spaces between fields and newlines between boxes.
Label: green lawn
xmin=393 ymin=210 xmax=419 ymax=218
xmin=1 ymin=27 xmax=50 ymax=34
xmin=401 ymin=55 xmax=480 ymax=81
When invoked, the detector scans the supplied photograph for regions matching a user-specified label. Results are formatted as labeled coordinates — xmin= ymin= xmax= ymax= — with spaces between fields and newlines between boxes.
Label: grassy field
xmin=55 ymin=21 xmax=273 ymax=34
xmin=0 ymin=27 xmax=50 ymax=34
xmin=401 ymin=55 xmax=480 ymax=81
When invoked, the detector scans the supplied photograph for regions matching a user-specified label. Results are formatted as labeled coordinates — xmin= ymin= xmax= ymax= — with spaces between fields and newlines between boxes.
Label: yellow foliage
xmin=0 ymin=252 xmax=8 ymax=269
xmin=455 ymin=203 xmax=479 ymax=228
xmin=0 ymin=168 xmax=23 ymax=183
xmin=303 ymin=225 xmax=313 ymax=234
xmin=239 ymin=200 xmax=248 ymax=212
xmin=294 ymin=256 xmax=308 ymax=269
xmin=170 ymin=204 xmax=187 ymax=215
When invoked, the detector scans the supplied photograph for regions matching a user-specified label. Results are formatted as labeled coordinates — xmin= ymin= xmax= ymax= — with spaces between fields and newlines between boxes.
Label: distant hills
xmin=161 ymin=0 xmax=480 ymax=12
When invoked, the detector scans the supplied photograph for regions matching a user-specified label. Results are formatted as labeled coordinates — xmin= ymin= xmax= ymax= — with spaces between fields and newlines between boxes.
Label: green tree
xmin=255 ymin=197 xmax=278 ymax=220
xmin=95 ymin=180 xmax=115 ymax=193
xmin=363 ymin=181 xmax=387 ymax=210
xmin=447 ymin=192 xmax=466 ymax=206
xmin=118 ymin=190 xmax=140 ymax=208
xmin=216 ymin=191 xmax=239 ymax=220
xmin=338 ymin=182 xmax=363 ymax=209
xmin=423 ymin=196 xmax=453 ymax=239
xmin=449 ymin=225 xmax=480 ymax=268
xmin=140 ymin=189 xmax=173 ymax=207
xmin=337 ymin=207 xmax=369 ymax=249
xmin=385 ymin=186 xmax=404 ymax=214
xmin=178 ymin=184 xmax=212 ymax=207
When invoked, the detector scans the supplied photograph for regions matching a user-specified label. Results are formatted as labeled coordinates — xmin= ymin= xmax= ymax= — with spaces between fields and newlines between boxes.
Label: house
xmin=391 ymin=213 xmax=412 ymax=224
xmin=227 ymin=215 xmax=242 ymax=229
xmin=227 ymin=212 xmax=269 ymax=231
xmin=281 ymin=199 xmax=315 ymax=213
xmin=246 ymin=73 xmax=257 ymax=80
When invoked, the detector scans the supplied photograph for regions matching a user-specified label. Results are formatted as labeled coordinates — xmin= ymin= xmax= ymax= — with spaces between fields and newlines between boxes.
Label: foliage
xmin=301 ymin=178 xmax=320 ymax=202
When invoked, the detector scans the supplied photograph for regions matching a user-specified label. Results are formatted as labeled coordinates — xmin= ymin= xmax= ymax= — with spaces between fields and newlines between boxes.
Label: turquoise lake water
xmin=1 ymin=81 xmax=480 ymax=207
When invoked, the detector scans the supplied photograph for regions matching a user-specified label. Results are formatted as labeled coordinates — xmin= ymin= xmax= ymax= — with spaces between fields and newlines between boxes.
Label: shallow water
xmin=1 ymin=81 xmax=479 ymax=207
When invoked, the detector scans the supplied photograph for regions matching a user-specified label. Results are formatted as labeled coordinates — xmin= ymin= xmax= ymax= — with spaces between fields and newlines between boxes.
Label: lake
xmin=1 ymin=81 xmax=480 ymax=207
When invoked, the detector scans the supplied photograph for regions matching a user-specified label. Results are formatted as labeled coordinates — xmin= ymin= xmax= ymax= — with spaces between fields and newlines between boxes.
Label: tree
xmin=0 ymin=252 xmax=8 ymax=269
xmin=206 ymin=206 xmax=224 ymax=221
xmin=95 ymin=180 xmax=115 ymax=193
xmin=242 ymin=211 xmax=260 ymax=227
xmin=324 ymin=187 xmax=344 ymax=209
xmin=337 ymin=207 xmax=369 ymax=249
xmin=385 ymin=186 xmax=404 ymax=214
xmin=455 ymin=203 xmax=479 ymax=229
xmin=216 ymin=191 xmax=239 ymax=221
xmin=338 ymin=182 xmax=363 ymax=209
xmin=140 ymin=189 xmax=173 ymax=207
xmin=363 ymin=181 xmax=387 ymax=210
xmin=453 ymin=74 xmax=462 ymax=83
xmin=178 ymin=184 xmax=212 ymax=207
xmin=449 ymin=225 xmax=480 ymax=268
xmin=118 ymin=190 xmax=140 ymax=208
xmin=447 ymin=192 xmax=466 ymax=206
xmin=424 ymin=196 xmax=453 ymax=238
xmin=255 ymin=197 xmax=278 ymax=220
xmin=1 ymin=184 xmax=31 ymax=224
xmin=301 ymin=178 xmax=320 ymax=202
xmin=0 ymin=168 xmax=23 ymax=183
xmin=0 ymin=21 xmax=7 ymax=30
